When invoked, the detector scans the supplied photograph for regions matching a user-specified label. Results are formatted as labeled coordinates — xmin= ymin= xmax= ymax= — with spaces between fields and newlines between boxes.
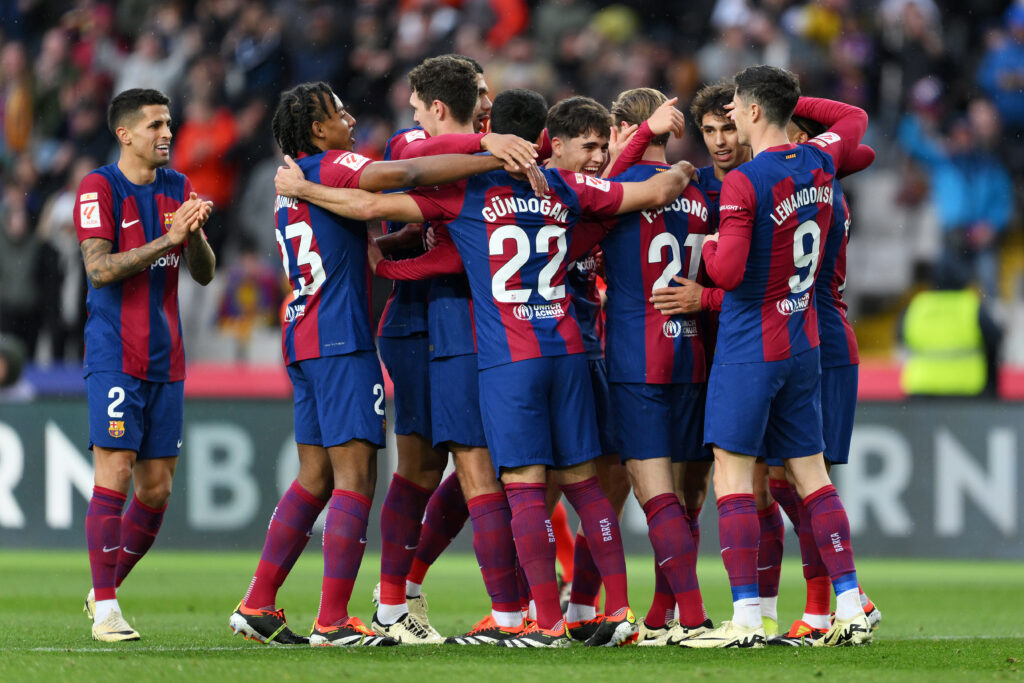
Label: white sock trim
xmin=406 ymin=581 xmax=422 ymax=598
xmin=835 ymin=587 xmax=861 ymax=621
xmin=376 ymin=602 xmax=409 ymax=625
xmin=492 ymin=610 xmax=523 ymax=628
xmin=760 ymin=595 xmax=778 ymax=621
xmin=94 ymin=598 xmax=120 ymax=623
xmin=566 ymin=602 xmax=596 ymax=623
xmin=732 ymin=598 xmax=761 ymax=629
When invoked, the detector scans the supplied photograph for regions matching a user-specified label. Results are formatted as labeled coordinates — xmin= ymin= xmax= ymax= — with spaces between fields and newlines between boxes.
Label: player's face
xmin=700 ymin=113 xmax=747 ymax=174
xmin=410 ymin=91 xmax=440 ymax=137
xmin=123 ymin=105 xmax=173 ymax=168
xmin=320 ymin=94 xmax=356 ymax=151
xmin=552 ymin=130 xmax=609 ymax=176
xmin=474 ymin=74 xmax=491 ymax=133
xmin=727 ymin=92 xmax=752 ymax=147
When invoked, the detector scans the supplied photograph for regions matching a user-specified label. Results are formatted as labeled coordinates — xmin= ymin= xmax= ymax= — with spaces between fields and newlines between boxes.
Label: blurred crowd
xmin=1 ymin=0 xmax=1022 ymax=370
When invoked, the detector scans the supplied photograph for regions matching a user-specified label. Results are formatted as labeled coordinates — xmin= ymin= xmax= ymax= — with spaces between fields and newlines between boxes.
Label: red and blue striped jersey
xmin=74 ymin=165 xmax=192 ymax=382
xmin=565 ymin=244 xmax=604 ymax=360
xmin=410 ymin=168 xmax=624 ymax=369
xmin=601 ymin=162 xmax=712 ymax=384
xmin=425 ymin=227 xmax=477 ymax=359
xmin=816 ymin=188 xmax=859 ymax=368
xmin=276 ymin=150 xmax=376 ymax=364
xmin=706 ymin=143 xmax=836 ymax=364
xmin=695 ymin=165 xmax=723 ymax=225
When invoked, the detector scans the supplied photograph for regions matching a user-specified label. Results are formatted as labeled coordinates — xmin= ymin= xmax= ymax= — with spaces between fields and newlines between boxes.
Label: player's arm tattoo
xmin=183 ymin=230 xmax=216 ymax=285
xmin=81 ymin=235 xmax=178 ymax=289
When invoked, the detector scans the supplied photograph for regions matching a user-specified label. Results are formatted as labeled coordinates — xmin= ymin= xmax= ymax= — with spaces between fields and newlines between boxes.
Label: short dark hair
xmin=546 ymin=96 xmax=612 ymax=142
xmin=408 ymin=56 xmax=479 ymax=125
xmin=271 ymin=81 xmax=337 ymax=158
xmin=689 ymin=81 xmax=734 ymax=125
xmin=791 ymin=114 xmax=826 ymax=139
xmin=733 ymin=65 xmax=800 ymax=127
xmin=611 ymin=87 xmax=669 ymax=146
xmin=441 ymin=53 xmax=484 ymax=74
xmin=107 ymin=88 xmax=170 ymax=135
xmin=490 ymin=89 xmax=548 ymax=142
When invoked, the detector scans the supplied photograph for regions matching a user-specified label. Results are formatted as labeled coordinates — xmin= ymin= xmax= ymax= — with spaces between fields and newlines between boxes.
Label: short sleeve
xmin=319 ymin=151 xmax=372 ymax=189
xmin=409 ymin=181 xmax=465 ymax=224
xmin=561 ymin=170 xmax=624 ymax=217
xmin=74 ymin=172 xmax=115 ymax=243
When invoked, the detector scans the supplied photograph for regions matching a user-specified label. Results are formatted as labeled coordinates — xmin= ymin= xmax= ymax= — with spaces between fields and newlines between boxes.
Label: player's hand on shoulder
xmin=606 ymin=121 xmax=639 ymax=176
xmin=650 ymin=275 xmax=703 ymax=315
xmin=648 ymin=96 xmax=686 ymax=138
xmin=424 ymin=225 xmax=437 ymax=250
xmin=703 ymin=231 xmax=719 ymax=246
xmin=481 ymin=133 xmax=538 ymax=173
xmin=671 ymin=160 xmax=697 ymax=181
xmin=523 ymin=162 xmax=549 ymax=198
xmin=275 ymin=155 xmax=308 ymax=198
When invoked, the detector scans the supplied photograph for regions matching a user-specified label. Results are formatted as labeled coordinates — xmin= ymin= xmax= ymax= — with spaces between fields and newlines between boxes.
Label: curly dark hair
xmin=408 ymin=56 xmax=479 ymax=125
xmin=271 ymin=82 xmax=337 ymax=158
xmin=689 ymin=81 xmax=734 ymax=126
xmin=107 ymin=88 xmax=170 ymax=134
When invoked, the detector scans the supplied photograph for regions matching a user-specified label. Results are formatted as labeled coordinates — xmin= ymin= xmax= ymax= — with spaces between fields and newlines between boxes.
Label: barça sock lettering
xmin=467 ymin=492 xmax=522 ymax=626
xmin=505 ymin=482 xmax=562 ymax=630
xmin=550 ymin=500 xmax=575 ymax=583
xmin=643 ymin=493 xmax=705 ymax=627
xmin=86 ymin=486 xmax=127 ymax=609
xmin=803 ymin=484 xmax=860 ymax=620
xmin=115 ymin=494 xmax=166 ymax=589
xmin=407 ymin=473 xmax=469 ymax=596
xmin=561 ymin=478 xmax=629 ymax=615
xmin=317 ymin=489 xmax=370 ymax=626
xmin=757 ymin=501 xmax=785 ymax=620
xmin=378 ymin=473 xmax=432 ymax=619
xmin=243 ymin=480 xmax=327 ymax=611
xmin=797 ymin=496 xmax=833 ymax=627
xmin=717 ymin=493 xmax=761 ymax=628
xmin=566 ymin=533 xmax=601 ymax=621
xmin=646 ymin=563 xmax=675 ymax=628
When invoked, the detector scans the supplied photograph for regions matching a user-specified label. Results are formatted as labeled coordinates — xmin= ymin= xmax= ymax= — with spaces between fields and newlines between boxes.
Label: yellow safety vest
xmin=901 ymin=289 xmax=986 ymax=396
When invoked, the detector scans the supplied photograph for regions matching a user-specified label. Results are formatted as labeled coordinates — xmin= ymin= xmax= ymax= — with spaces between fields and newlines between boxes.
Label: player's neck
xmin=117 ymin=155 xmax=158 ymax=185
xmin=641 ymin=146 xmax=667 ymax=163
xmin=436 ymin=120 xmax=474 ymax=136
xmin=749 ymin=124 xmax=791 ymax=158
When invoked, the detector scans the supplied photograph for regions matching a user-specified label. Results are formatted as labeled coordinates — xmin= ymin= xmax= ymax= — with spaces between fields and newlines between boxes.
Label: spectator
xmin=0 ymin=188 xmax=43 ymax=359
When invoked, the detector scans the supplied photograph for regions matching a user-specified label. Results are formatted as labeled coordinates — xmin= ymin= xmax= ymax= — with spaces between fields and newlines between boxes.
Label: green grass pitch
xmin=1 ymin=550 xmax=1021 ymax=681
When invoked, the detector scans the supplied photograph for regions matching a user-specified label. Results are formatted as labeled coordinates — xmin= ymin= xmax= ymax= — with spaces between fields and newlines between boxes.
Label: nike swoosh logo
xmin=176 ymin=439 xmax=183 ymax=448
xmin=121 ymin=219 xmax=140 ymax=229
xmin=103 ymin=545 xmax=121 ymax=553
xmin=124 ymin=548 xmax=142 ymax=556
xmin=658 ymin=556 xmax=674 ymax=567
xmin=404 ymin=544 xmax=417 ymax=550
xmin=757 ymin=565 xmax=775 ymax=571
xmin=720 ymin=546 xmax=732 ymax=554
xmin=359 ymin=538 xmax=368 ymax=544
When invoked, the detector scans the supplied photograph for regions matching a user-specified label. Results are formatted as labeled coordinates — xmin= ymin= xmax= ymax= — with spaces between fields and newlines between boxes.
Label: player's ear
xmin=550 ymin=136 xmax=563 ymax=157
xmin=432 ymin=99 xmax=446 ymax=121
xmin=311 ymin=118 xmax=324 ymax=140
xmin=115 ymin=126 xmax=132 ymax=146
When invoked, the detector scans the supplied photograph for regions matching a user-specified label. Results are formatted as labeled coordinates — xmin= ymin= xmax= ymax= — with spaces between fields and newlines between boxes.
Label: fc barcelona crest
xmin=108 ymin=420 xmax=125 ymax=438
xmin=163 ymin=212 xmax=174 ymax=231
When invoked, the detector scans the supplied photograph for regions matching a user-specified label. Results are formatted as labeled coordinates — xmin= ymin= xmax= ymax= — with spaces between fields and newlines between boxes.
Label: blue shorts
xmin=478 ymin=355 xmax=601 ymax=472
xmin=821 ymin=364 xmax=857 ymax=465
xmin=378 ymin=334 xmax=431 ymax=440
xmin=704 ymin=348 xmax=824 ymax=460
xmin=611 ymin=382 xmax=711 ymax=463
xmin=589 ymin=358 xmax=617 ymax=455
xmin=429 ymin=353 xmax=487 ymax=448
xmin=288 ymin=351 xmax=386 ymax=448
xmin=86 ymin=371 xmax=183 ymax=459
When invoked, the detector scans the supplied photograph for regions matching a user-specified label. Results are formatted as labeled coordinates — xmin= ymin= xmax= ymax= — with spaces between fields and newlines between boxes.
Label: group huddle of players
xmin=75 ymin=51 xmax=880 ymax=649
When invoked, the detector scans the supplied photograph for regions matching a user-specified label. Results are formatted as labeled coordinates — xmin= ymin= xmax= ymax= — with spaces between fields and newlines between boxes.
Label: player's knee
xmin=136 ymin=479 xmax=172 ymax=508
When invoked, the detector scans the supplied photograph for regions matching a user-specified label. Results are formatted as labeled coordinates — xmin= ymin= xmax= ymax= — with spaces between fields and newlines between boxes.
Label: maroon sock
xmin=467 ymin=492 xmax=519 ymax=613
xmin=115 ymin=494 xmax=166 ymax=588
xmin=717 ymin=493 xmax=759 ymax=603
xmin=515 ymin=557 xmax=531 ymax=613
xmin=561 ymin=477 xmax=629 ymax=615
xmin=379 ymin=474 xmax=431 ymax=605
xmin=567 ymin=532 xmax=601 ymax=609
xmin=86 ymin=486 xmax=126 ymax=601
xmin=757 ymin=501 xmax=784 ymax=600
xmin=408 ymin=473 xmax=469 ymax=586
xmin=243 ymin=480 xmax=326 ymax=610
xmin=646 ymin=562 xmax=675 ymax=628
xmin=318 ymin=489 xmax=371 ymax=626
xmin=768 ymin=478 xmax=800 ymax=528
xmin=505 ymin=482 xmax=561 ymax=629
xmin=643 ymin=493 xmax=704 ymax=626
xmin=803 ymin=485 xmax=858 ymax=593
xmin=797 ymin=498 xmax=829 ymax=582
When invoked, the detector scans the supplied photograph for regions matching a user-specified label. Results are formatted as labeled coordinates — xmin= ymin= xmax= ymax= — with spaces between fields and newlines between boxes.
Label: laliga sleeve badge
xmin=108 ymin=420 xmax=125 ymax=438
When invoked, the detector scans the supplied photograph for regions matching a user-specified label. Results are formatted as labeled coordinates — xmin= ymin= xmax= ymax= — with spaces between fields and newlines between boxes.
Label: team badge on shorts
xmin=108 ymin=420 xmax=125 ymax=438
